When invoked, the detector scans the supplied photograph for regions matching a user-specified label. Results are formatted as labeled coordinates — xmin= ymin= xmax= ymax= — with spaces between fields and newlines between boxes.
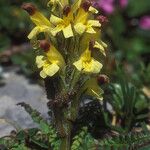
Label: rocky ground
xmin=0 ymin=67 xmax=48 ymax=137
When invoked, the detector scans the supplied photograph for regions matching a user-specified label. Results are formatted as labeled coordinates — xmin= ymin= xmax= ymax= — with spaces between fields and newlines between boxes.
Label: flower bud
xmin=89 ymin=40 xmax=95 ymax=51
xmin=21 ymin=3 xmax=37 ymax=16
xmin=81 ymin=0 xmax=92 ymax=12
xmin=63 ymin=5 xmax=71 ymax=16
xmin=97 ymin=74 xmax=109 ymax=85
xmin=96 ymin=15 xmax=108 ymax=25
xmin=39 ymin=40 xmax=50 ymax=52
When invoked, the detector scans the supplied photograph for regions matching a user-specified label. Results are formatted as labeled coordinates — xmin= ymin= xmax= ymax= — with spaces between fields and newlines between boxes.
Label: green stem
xmin=59 ymin=114 xmax=73 ymax=150
xmin=54 ymin=107 xmax=73 ymax=150
xmin=54 ymin=108 xmax=66 ymax=137
xmin=60 ymin=133 xmax=71 ymax=150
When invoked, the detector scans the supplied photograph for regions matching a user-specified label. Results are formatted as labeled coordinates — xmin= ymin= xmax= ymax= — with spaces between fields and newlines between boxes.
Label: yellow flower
xmin=50 ymin=12 xmax=73 ymax=38
xmin=73 ymin=47 xmax=102 ymax=73
xmin=74 ymin=8 xmax=101 ymax=35
xmin=79 ymin=30 xmax=107 ymax=55
xmin=36 ymin=45 xmax=65 ymax=78
xmin=83 ymin=77 xmax=104 ymax=100
xmin=28 ymin=11 xmax=52 ymax=39
xmin=22 ymin=3 xmax=52 ymax=39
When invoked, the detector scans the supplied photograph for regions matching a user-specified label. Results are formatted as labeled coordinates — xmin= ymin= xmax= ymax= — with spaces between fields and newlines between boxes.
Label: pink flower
xmin=119 ymin=0 xmax=128 ymax=8
xmin=95 ymin=0 xmax=115 ymax=14
xmin=93 ymin=0 xmax=128 ymax=15
xmin=139 ymin=16 xmax=150 ymax=30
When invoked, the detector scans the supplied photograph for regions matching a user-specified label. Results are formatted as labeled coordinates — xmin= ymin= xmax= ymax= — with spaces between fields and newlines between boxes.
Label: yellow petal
xmin=63 ymin=12 xmax=73 ymax=22
xmin=51 ymin=24 xmax=64 ymax=36
xmin=61 ymin=0 xmax=69 ymax=7
xmin=101 ymin=41 xmax=107 ymax=47
xmin=86 ymin=20 xmax=101 ymax=33
xmin=50 ymin=15 xmax=63 ymax=25
xmin=89 ymin=58 xmax=103 ymax=73
xmin=62 ymin=24 xmax=73 ymax=38
xmin=73 ymin=59 xmax=83 ymax=71
xmin=31 ymin=11 xmax=51 ymax=27
xmin=83 ymin=58 xmax=102 ymax=73
xmin=90 ymin=58 xmax=103 ymax=73
xmin=43 ymin=63 xmax=60 ymax=77
xmin=81 ymin=48 xmax=91 ymax=61
xmin=74 ymin=23 xmax=86 ymax=34
xmin=89 ymin=6 xmax=98 ymax=14
xmin=91 ymin=89 xmax=103 ymax=100
xmin=28 ymin=26 xmax=40 ymax=39
xmin=72 ymin=0 xmax=82 ymax=13
xmin=47 ymin=0 xmax=59 ymax=11
xmin=94 ymin=41 xmax=107 ymax=56
xmin=46 ymin=45 xmax=65 ymax=67
xmin=40 ymin=70 xmax=47 ymax=78
xmin=86 ymin=27 xmax=96 ymax=34
xmin=87 ymin=20 xmax=101 ymax=27
xmin=75 ymin=8 xmax=88 ymax=24
xmin=36 ymin=55 xmax=45 ymax=68
xmin=41 ymin=26 xmax=52 ymax=34
xmin=73 ymin=48 xmax=102 ymax=74
xmin=83 ymin=78 xmax=104 ymax=100
xmin=47 ymin=0 xmax=58 ymax=6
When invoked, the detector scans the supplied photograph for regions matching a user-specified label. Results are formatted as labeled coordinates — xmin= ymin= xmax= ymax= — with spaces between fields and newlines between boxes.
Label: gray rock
xmin=0 ymin=68 xmax=49 ymax=137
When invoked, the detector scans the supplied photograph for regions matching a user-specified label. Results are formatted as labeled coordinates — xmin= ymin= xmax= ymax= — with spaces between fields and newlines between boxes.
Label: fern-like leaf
xmin=98 ymin=131 xmax=150 ymax=150
xmin=17 ymin=102 xmax=60 ymax=150
xmin=71 ymin=127 xmax=88 ymax=150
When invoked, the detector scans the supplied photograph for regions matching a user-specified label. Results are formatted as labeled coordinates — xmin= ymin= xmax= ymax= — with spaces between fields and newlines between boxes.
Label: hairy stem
xmin=60 ymin=132 xmax=71 ymax=150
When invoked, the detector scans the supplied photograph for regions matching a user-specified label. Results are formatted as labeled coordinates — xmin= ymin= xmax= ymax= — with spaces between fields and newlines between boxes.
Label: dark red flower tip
xmin=81 ymin=0 xmax=92 ymax=12
xmin=63 ymin=5 xmax=71 ymax=16
xmin=96 ymin=15 xmax=109 ymax=25
xmin=89 ymin=40 xmax=95 ymax=51
xmin=21 ymin=3 xmax=37 ymax=16
xmin=39 ymin=40 xmax=50 ymax=52
xmin=97 ymin=74 xmax=110 ymax=85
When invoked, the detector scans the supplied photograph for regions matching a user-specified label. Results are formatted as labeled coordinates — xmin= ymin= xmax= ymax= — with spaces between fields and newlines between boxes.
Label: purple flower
xmin=93 ymin=0 xmax=128 ymax=15
xmin=95 ymin=0 xmax=115 ymax=14
xmin=139 ymin=16 xmax=150 ymax=30
xmin=119 ymin=0 xmax=128 ymax=8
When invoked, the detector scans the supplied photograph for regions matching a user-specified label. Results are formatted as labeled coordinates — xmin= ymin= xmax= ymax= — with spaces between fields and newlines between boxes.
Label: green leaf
xmin=39 ymin=120 xmax=50 ymax=134
xmin=11 ymin=144 xmax=28 ymax=150
xmin=30 ymin=138 xmax=48 ymax=149
xmin=127 ymin=0 xmax=150 ymax=17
